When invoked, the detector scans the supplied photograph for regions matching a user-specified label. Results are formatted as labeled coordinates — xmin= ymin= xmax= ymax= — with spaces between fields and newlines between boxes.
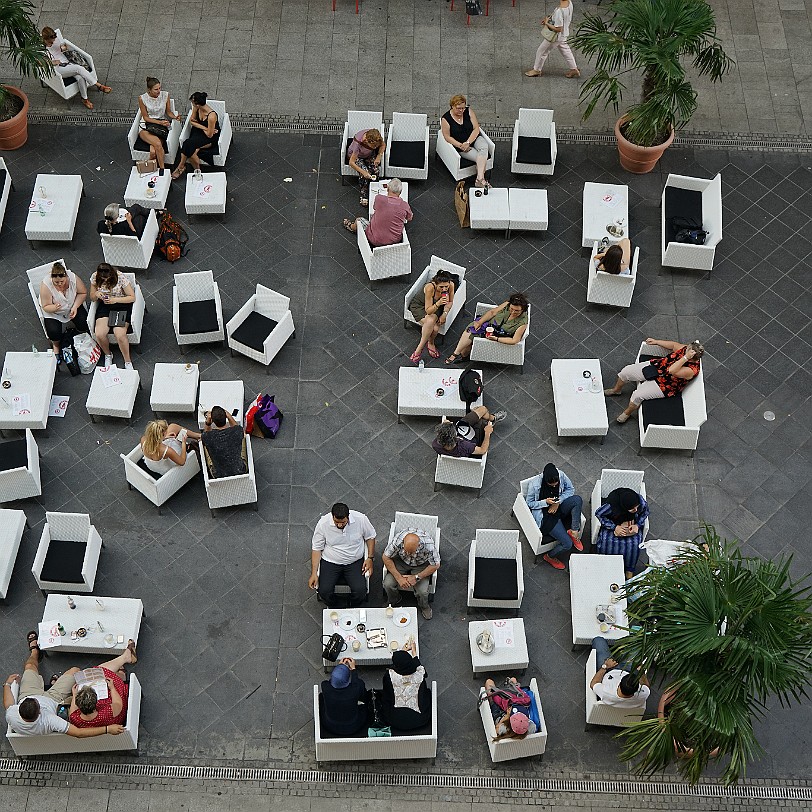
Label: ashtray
xmin=476 ymin=630 xmax=494 ymax=654
xmin=474 ymin=190 xmax=482 ymax=197
xmin=356 ymin=623 xmax=366 ymax=634
xmin=582 ymin=370 xmax=592 ymax=378
xmin=609 ymin=583 xmax=620 ymax=593
xmin=1 ymin=380 xmax=10 ymax=389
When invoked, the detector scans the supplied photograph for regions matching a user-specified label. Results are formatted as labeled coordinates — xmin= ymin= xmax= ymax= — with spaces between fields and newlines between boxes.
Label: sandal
xmin=444 ymin=353 xmax=459 ymax=365
xmin=97 ymin=84 xmax=112 ymax=93
xmin=27 ymin=630 xmax=44 ymax=656
xmin=49 ymin=672 xmax=62 ymax=687
xmin=126 ymin=639 xmax=138 ymax=664
xmin=427 ymin=345 xmax=440 ymax=359
xmin=342 ymin=218 xmax=356 ymax=233
xmin=171 ymin=166 xmax=187 ymax=181
xmin=81 ymin=98 xmax=94 ymax=110
xmin=409 ymin=350 xmax=422 ymax=365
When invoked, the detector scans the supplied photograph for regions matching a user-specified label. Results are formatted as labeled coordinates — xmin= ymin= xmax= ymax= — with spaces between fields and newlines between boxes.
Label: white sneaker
xmin=124 ymin=362 xmax=134 ymax=371
xmin=104 ymin=354 xmax=113 ymax=367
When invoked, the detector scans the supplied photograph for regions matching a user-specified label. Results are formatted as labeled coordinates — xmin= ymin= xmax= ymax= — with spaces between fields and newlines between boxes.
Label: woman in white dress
xmin=525 ymin=0 xmax=580 ymax=78
xmin=41 ymin=26 xmax=111 ymax=110
xmin=137 ymin=77 xmax=182 ymax=171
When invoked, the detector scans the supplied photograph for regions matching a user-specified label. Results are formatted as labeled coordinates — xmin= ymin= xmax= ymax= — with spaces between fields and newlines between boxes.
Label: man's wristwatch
xmin=415 ymin=574 xmax=421 ymax=582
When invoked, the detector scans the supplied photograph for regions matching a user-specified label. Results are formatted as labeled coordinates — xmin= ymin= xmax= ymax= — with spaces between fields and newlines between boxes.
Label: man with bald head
xmin=382 ymin=528 xmax=441 ymax=620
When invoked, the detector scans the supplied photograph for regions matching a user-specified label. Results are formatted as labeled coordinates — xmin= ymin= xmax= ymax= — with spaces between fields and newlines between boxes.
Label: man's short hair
xmin=387 ymin=178 xmax=402 ymax=196
xmin=435 ymin=422 xmax=457 ymax=448
xmin=210 ymin=405 xmax=227 ymax=427
xmin=75 ymin=686 xmax=99 ymax=715
xmin=619 ymin=672 xmax=640 ymax=697
xmin=18 ymin=698 xmax=40 ymax=722
xmin=331 ymin=502 xmax=349 ymax=521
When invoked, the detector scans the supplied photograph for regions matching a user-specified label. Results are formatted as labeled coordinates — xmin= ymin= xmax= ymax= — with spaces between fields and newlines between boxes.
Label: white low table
xmin=25 ymin=174 xmax=83 ymax=245
xmin=551 ymin=358 xmax=608 ymax=443
xmin=86 ymin=366 xmax=140 ymax=423
xmin=124 ymin=167 xmax=171 ymax=209
xmin=322 ymin=607 xmax=419 ymax=669
xmin=397 ymin=366 xmax=483 ymax=423
xmin=469 ymin=187 xmax=510 ymax=233
xmin=369 ymin=180 xmax=409 ymax=216
xmin=582 ymin=182 xmax=629 ymax=248
xmin=197 ymin=380 xmax=244 ymax=429
xmin=468 ymin=618 xmax=528 ymax=677
xmin=40 ymin=595 xmax=144 ymax=655
xmin=185 ymin=172 xmax=227 ymax=217
xmin=150 ymin=362 xmax=199 ymax=416
xmin=0 ymin=509 xmax=26 ymax=600
xmin=0 ymin=351 xmax=58 ymax=432
xmin=569 ymin=554 xmax=629 ymax=647
xmin=508 ymin=188 xmax=548 ymax=235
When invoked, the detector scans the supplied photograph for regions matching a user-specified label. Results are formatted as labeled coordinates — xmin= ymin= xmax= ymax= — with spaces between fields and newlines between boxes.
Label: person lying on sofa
xmin=3 ymin=632 xmax=124 ymax=738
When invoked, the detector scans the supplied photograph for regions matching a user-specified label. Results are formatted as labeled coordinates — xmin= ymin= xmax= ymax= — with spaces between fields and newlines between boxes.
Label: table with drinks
xmin=569 ymin=554 xmax=629 ymax=647
xmin=550 ymin=358 xmax=608 ymax=443
xmin=25 ymin=174 xmax=84 ymax=246
xmin=322 ymin=606 xmax=419 ymax=669
xmin=124 ymin=166 xmax=171 ymax=209
xmin=397 ymin=366 xmax=483 ymax=422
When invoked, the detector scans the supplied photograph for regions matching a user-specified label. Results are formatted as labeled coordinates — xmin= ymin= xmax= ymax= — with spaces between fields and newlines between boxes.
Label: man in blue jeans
xmin=590 ymin=636 xmax=650 ymax=709
xmin=525 ymin=463 xmax=584 ymax=570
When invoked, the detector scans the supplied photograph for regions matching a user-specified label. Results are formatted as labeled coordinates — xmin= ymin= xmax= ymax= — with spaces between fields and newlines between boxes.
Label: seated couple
xmin=481 ymin=676 xmax=538 ymax=743
xmin=343 ymin=177 xmax=412 ymax=247
xmin=4 ymin=632 xmax=138 ymax=738
xmin=320 ymin=641 xmax=431 ymax=736
xmin=432 ymin=406 xmax=507 ymax=459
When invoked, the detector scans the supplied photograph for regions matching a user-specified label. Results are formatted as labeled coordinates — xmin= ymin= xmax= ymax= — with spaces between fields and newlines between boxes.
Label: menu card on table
xmin=492 ymin=619 xmax=515 ymax=648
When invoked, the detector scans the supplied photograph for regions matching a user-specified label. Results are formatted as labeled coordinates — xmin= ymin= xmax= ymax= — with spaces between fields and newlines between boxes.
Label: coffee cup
xmin=330 ymin=610 xmax=339 ymax=621
xmin=352 ymin=640 xmax=361 ymax=652
xmin=104 ymin=633 xmax=115 ymax=646
xmin=146 ymin=188 xmax=156 ymax=198
xmin=599 ymin=623 xmax=609 ymax=633
xmin=485 ymin=326 xmax=494 ymax=339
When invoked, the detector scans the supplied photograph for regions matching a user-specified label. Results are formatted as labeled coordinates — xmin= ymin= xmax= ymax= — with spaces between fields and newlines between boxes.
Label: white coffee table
xmin=551 ymin=358 xmax=608 ymax=443
xmin=150 ymin=362 xmax=200 ymax=416
xmin=322 ymin=607 xmax=419 ymax=669
xmin=0 ymin=351 xmax=58 ymax=432
xmin=185 ymin=172 xmax=227 ymax=217
xmin=40 ymin=595 xmax=144 ymax=655
xmin=508 ymin=188 xmax=548 ymax=236
xmin=369 ymin=180 xmax=409 ymax=216
xmin=582 ymin=182 xmax=629 ymax=247
xmin=124 ymin=166 xmax=171 ymax=209
xmin=0 ymin=509 xmax=26 ymax=600
xmin=468 ymin=618 xmax=529 ymax=677
xmin=397 ymin=366 xmax=483 ymax=423
xmin=25 ymin=174 xmax=83 ymax=245
xmin=198 ymin=380 xmax=244 ymax=428
xmin=469 ymin=187 xmax=510 ymax=234
xmin=86 ymin=366 xmax=141 ymax=423
xmin=569 ymin=554 xmax=629 ymax=647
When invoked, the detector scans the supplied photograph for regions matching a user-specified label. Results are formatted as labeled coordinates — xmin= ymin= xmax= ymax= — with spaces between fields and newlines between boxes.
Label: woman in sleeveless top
xmin=525 ymin=0 xmax=580 ymax=78
xmin=39 ymin=262 xmax=89 ymax=360
xmin=172 ymin=92 xmax=220 ymax=179
xmin=41 ymin=26 xmax=111 ymax=110
xmin=140 ymin=419 xmax=201 ymax=475
xmin=137 ymin=76 xmax=182 ymax=171
xmin=407 ymin=270 xmax=456 ymax=364
xmin=440 ymin=94 xmax=491 ymax=188
xmin=89 ymin=263 xmax=137 ymax=370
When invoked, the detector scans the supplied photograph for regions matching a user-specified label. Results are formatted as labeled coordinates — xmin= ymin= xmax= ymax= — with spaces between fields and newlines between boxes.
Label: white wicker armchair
xmin=127 ymin=99 xmax=181 ymax=164
xmin=469 ymin=303 xmax=531 ymax=372
xmin=202 ymin=433 xmax=258 ymax=516
xmin=0 ymin=157 xmax=12 ymax=234
xmin=511 ymin=108 xmax=557 ymax=176
xmin=32 ymin=512 xmax=103 ymax=594
xmin=435 ymin=128 xmax=495 ymax=181
xmin=0 ymin=508 xmax=26 ymax=601
xmin=478 ymin=678 xmax=547 ymax=762
xmin=120 ymin=443 xmax=201 ymax=513
xmin=467 ymin=529 xmax=524 ymax=611
xmin=0 ymin=430 xmax=41 ymax=504
xmin=512 ymin=476 xmax=585 ymax=556
xmin=172 ymin=270 xmax=224 ymax=349
xmin=586 ymin=241 xmax=640 ymax=308
xmin=226 ymin=285 xmax=295 ymax=369
xmin=662 ymin=172 xmax=722 ymax=271
xmin=358 ymin=222 xmax=411 ymax=282
xmin=403 ymin=256 xmax=467 ymax=338
xmin=100 ymin=208 xmax=159 ymax=270
xmin=434 ymin=416 xmax=487 ymax=496
xmin=385 ymin=112 xmax=429 ymax=181
xmin=590 ymin=469 xmax=649 ymax=547
xmin=340 ymin=110 xmax=385 ymax=183
xmin=87 ymin=271 xmax=146 ymax=353
xmin=178 ymin=100 xmax=233 ymax=166
xmin=585 ymin=650 xmax=646 ymax=729
xmin=40 ymin=29 xmax=97 ymax=100
xmin=384 ymin=512 xmax=441 ymax=600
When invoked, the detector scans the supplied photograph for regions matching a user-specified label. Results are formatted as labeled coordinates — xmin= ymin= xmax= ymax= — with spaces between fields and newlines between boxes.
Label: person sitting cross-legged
xmin=589 ymin=636 xmax=650 ymax=710
xmin=383 ymin=529 xmax=441 ymax=620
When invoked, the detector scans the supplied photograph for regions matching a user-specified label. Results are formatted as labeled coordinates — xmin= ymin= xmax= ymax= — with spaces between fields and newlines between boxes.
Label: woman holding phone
xmin=89 ymin=264 xmax=136 ymax=369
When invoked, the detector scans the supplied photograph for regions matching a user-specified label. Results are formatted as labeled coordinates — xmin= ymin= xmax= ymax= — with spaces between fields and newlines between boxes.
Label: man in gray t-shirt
xmin=202 ymin=405 xmax=248 ymax=478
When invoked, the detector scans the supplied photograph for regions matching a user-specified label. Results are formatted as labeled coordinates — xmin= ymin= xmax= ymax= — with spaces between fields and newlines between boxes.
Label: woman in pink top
xmin=342 ymin=178 xmax=413 ymax=247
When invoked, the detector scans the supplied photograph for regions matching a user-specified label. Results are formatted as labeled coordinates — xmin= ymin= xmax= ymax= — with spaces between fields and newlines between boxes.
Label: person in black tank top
xmin=440 ymin=94 xmax=491 ymax=188
xmin=172 ymin=91 xmax=220 ymax=179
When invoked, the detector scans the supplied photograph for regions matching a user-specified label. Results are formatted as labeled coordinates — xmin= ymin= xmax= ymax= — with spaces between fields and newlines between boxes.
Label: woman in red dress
xmin=68 ymin=640 xmax=137 ymax=728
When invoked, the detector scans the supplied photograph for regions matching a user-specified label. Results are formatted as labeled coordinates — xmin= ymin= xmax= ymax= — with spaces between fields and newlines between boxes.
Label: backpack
xmin=458 ymin=368 xmax=483 ymax=412
xmin=155 ymin=210 xmax=189 ymax=262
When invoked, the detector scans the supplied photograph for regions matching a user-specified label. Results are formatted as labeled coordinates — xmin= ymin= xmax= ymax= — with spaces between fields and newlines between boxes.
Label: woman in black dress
xmin=98 ymin=203 xmax=150 ymax=239
xmin=172 ymin=92 xmax=220 ymax=179
xmin=440 ymin=94 xmax=491 ymax=188
xmin=381 ymin=641 xmax=432 ymax=731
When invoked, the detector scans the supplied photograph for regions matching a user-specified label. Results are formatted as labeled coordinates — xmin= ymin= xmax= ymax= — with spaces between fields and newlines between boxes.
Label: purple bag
xmin=255 ymin=394 xmax=283 ymax=438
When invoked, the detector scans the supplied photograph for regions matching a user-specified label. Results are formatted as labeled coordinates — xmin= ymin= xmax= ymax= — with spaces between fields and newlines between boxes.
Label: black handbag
xmin=670 ymin=216 xmax=707 ymax=245
xmin=642 ymin=363 xmax=659 ymax=381
xmin=322 ymin=633 xmax=347 ymax=662
xmin=144 ymin=123 xmax=170 ymax=139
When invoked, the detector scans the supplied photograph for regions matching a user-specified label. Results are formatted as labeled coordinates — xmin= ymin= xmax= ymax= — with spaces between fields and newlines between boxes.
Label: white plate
xmin=339 ymin=615 xmax=355 ymax=630
xmin=394 ymin=611 xmax=411 ymax=628
xmin=104 ymin=638 xmax=118 ymax=648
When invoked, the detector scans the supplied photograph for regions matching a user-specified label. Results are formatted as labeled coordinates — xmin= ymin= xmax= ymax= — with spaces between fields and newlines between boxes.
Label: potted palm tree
xmin=568 ymin=0 xmax=733 ymax=173
xmin=612 ymin=526 xmax=812 ymax=784
xmin=0 ymin=0 xmax=52 ymax=149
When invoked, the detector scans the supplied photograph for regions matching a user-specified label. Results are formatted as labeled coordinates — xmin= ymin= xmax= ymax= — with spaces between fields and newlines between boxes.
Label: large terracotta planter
xmin=658 ymin=687 xmax=720 ymax=759
xmin=0 ymin=86 xmax=30 ymax=150
xmin=614 ymin=117 xmax=674 ymax=174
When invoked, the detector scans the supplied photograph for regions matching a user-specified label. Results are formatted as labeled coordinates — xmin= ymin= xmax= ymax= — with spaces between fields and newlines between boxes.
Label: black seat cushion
xmin=642 ymin=395 xmax=686 ymax=430
xmin=133 ymin=134 xmax=168 ymax=153
xmin=0 ymin=169 xmax=7 ymax=192
xmin=196 ymin=144 xmax=221 ymax=166
xmin=136 ymin=457 xmax=162 ymax=480
xmin=39 ymin=540 xmax=87 ymax=584
xmin=63 ymin=75 xmax=77 ymax=87
xmin=0 ymin=438 xmax=28 ymax=472
xmin=664 ymin=186 xmax=703 ymax=243
xmin=516 ymin=136 xmax=552 ymax=165
xmin=389 ymin=140 xmax=426 ymax=169
xmin=472 ymin=557 xmax=519 ymax=601
xmin=178 ymin=300 xmax=219 ymax=335
xmin=230 ymin=311 xmax=278 ymax=352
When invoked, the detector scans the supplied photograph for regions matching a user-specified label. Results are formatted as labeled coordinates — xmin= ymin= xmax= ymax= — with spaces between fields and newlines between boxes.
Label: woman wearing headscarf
xmin=594 ymin=487 xmax=650 ymax=579
xmin=525 ymin=463 xmax=584 ymax=571
xmin=320 ymin=657 xmax=368 ymax=736
xmin=381 ymin=640 xmax=431 ymax=730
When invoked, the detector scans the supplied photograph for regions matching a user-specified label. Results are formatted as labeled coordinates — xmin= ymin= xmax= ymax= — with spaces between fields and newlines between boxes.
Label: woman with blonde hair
xmin=137 ymin=76 xmax=182 ymax=172
xmin=140 ymin=419 xmax=201 ymax=475
xmin=346 ymin=127 xmax=385 ymax=206
xmin=440 ymin=94 xmax=491 ymax=188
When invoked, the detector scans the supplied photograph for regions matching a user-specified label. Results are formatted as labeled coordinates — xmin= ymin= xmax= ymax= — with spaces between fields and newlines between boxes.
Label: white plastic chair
xmin=590 ymin=469 xmax=649 ymax=547
xmin=467 ymin=529 xmax=524 ymax=611
xmin=172 ymin=270 xmax=224 ymax=350
xmin=0 ymin=157 xmax=12 ymax=234
xmin=479 ymin=678 xmax=547 ymax=761
xmin=100 ymin=209 xmax=159 ymax=270
xmin=357 ymin=223 xmax=411 ymax=282
xmin=87 ymin=271 xmax=146 ymax=353
xmin=178 ymin=100 xmax=233 ymax=167
xmin=469 ymin=303 xmax=531 ymax=373
xmin=40 ymin=29 xmax=97 ymax=101
xmin=402 ymin=256 xmax=467 ymax=338
xmin=586 ymin=241 xmax=640 ymax=308
xmin=340 ymin=110 xmax=386 ymax=184
xmin=32 ymin=512 xmax=103 ymax=594
xmin=383 ymin=512 xmax=441 ymax=601
xmin=127 ymin=99 xmax=182 ymax=165
xmin=385 ymin=112 xmax=429 ymax=181
xmin=585 ymin=650 xmax=646 ymax=729
xmin=511 ymin=108 xmax=557 ymax=176
xmin=435 ymin=128 xmax=495 ymax=181
xmin=120 ymin=444 xmax=201 ymax=513
xmin=26 ymin=259 xmax=68 ymax=339
xmin=202 ymin=434 xmax=258 ymax=516
xmin=226 ymin=285 xmax=295 ymax=370
xmin=662 ymin=173 xmax=722 ymax=271
xmin=512 ymin=476 xmax=585 ymax=556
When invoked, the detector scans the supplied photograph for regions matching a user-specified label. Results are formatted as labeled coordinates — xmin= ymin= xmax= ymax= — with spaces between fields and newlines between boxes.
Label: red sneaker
xmin=543 ymin=554 xmax=565 ymax=570
xmin=568 ymin=530 xmax=584 ymax=552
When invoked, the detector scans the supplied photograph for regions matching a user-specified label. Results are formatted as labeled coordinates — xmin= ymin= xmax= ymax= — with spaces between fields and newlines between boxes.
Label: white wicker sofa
xmin=661 ymin=172 xmax=722 ymax=271
xmin=512 ymin=476 xmax=585 ymax=556
xmin=313 ymin=682 xmax=437 ymax=761
xmin=6 ymin=674 xmax=142 ymax=756
xmin=40 ymin=29 xmax=97 ymax=101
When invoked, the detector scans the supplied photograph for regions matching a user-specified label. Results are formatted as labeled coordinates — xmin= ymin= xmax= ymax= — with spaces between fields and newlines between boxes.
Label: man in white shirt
xmin=589 ymin=636 xmax=650 ymax=709
xmin=309 ymin=502 xmax=376 ymax=608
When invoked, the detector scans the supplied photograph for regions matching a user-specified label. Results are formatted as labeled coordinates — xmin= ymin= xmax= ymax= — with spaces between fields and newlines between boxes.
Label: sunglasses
xmin=51 ymin=273 xmax=67 ymax=278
